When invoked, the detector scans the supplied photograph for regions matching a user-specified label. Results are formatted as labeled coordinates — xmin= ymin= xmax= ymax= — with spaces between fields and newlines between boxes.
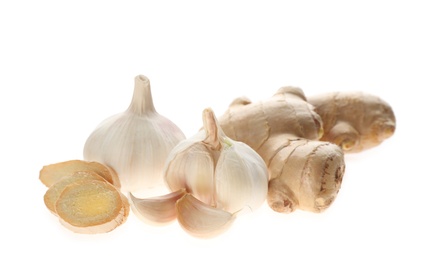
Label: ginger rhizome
xmin=219 ymin=87 xmax=346 ymax=213
xmin=308 ymin=91 xmax=396 ymax=153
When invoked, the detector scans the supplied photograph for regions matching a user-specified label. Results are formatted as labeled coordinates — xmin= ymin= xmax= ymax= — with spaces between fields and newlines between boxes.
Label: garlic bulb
xmin=83 ymin=75 xmax=186 ymax=193
xmin=163 ymin=108 xmax=269 ymax=236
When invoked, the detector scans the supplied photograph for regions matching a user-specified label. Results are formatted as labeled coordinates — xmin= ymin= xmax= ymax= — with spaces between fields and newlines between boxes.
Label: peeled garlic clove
xmin=176 ymin=194 xmax=235 ymax=238
xmin=129 ymin=188 xmax=186 ymax=225
xmin=83 ymin=75 xmax=186 ymax=192
xmin=215 ymin=140 xmax=269 ymax=214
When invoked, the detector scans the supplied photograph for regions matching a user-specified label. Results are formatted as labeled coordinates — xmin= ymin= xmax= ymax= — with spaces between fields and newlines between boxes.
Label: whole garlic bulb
xmin=83 ymin=75 xmax=186 ymax=193
xmin=164 ymin=108 xmax=269 ymax=236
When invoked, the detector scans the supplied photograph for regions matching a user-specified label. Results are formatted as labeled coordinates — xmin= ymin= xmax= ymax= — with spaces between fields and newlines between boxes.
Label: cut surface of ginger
xmin=55 ymin=179 xmax=128 ymax=234
xmin=39 ymin=160 xmax=120 ymax=188
xmin=44 ymin=171 xmax=107 ymax=214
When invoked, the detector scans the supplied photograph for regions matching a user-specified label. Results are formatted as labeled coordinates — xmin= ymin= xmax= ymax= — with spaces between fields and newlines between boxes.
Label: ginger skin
xmin=219 ymin=87 xmax=345 ymax=213
xmin=308 ymin=92 xmax=396 ymax=153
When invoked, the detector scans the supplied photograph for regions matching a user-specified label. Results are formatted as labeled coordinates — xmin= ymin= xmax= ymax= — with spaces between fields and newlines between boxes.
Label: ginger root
xmin=219 ymin=87 xmax=345 ymax=213
xmin=308 ymin=91 xmax=396 ymax=153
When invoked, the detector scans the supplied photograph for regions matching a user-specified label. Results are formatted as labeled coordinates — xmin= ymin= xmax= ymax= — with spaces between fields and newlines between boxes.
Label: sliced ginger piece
xmin=43 ymin=171 xmax=107 ymax=215
xmin=55 ymin=179 xmax=129 ymax=234
xmin=39 ymin=160 xmax=121 ymax=188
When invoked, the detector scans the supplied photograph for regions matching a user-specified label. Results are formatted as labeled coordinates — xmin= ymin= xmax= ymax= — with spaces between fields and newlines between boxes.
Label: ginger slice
xmin=43 ymin=171 xmax=107 ymax=215
xmin=55 ymin=179 xmax=129 ymax=234
xmin=39 ymin=160 xmax=121 ymax=188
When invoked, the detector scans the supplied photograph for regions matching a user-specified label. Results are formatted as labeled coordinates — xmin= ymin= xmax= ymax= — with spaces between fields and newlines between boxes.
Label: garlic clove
xmin=164 ymin=141 xmax=216 ymax=206
xmin=215 ymin=139 xmax=269 ymax=214
xmin=83 ymin=75 xmax=185 ymax=193
xmin=176 ymin=194 xmax=235 ymax=238
xmin=129 ymin=188 xmax=186 ymax=225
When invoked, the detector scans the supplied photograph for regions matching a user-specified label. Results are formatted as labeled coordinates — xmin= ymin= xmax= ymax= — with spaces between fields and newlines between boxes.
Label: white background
xmin=1 ymin=1 xmax=436 ymax=259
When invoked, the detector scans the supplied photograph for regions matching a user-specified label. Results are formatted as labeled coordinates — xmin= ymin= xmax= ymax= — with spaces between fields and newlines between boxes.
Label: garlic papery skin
xmin=83 ymin=75 xmax=186 ymax=193
xmin=163 ymin=108 xmax=269 ymax=235
xmin=166 ymin=142 xmax=216 ymax=205
xmin=214 ymin=140 xmax=269 ymax=213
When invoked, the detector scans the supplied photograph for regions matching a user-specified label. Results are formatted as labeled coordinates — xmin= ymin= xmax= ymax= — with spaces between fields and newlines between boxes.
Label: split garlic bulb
xmin=83 ymin=75 xmax=186 ymax=193
xmin=163 ymin=108 xmax=269 ymax=236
